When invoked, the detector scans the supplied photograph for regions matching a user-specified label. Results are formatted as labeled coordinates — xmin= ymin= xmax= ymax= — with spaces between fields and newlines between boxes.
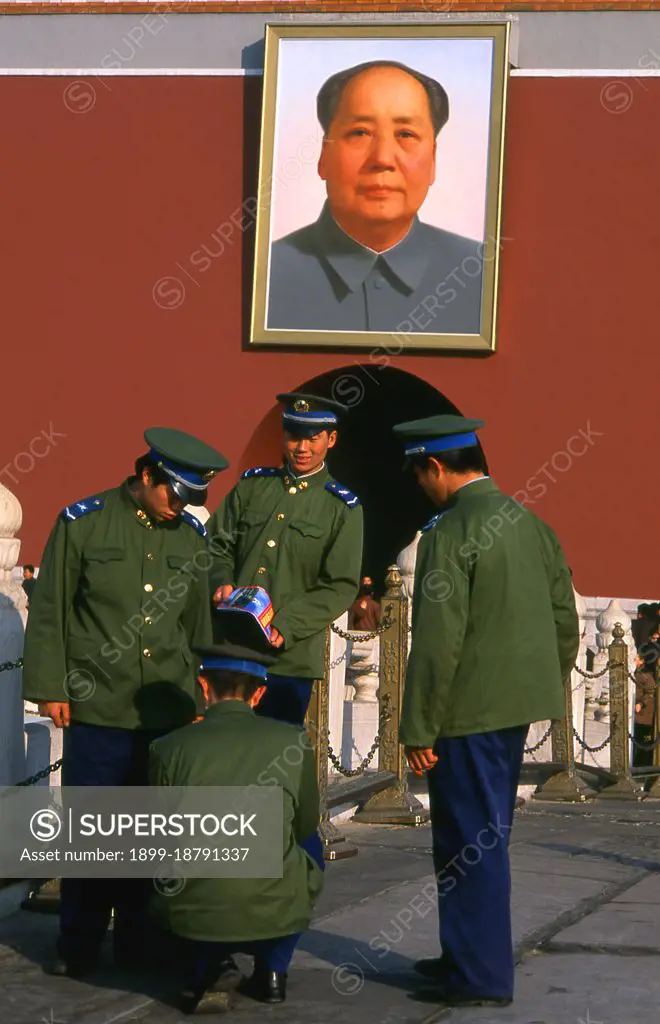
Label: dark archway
xmin=293 ymin=365 xmax=486 ymax=594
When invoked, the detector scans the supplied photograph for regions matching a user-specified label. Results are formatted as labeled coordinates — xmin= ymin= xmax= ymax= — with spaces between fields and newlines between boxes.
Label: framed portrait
xmin=250 ymin=22 xmax=510 ymax=353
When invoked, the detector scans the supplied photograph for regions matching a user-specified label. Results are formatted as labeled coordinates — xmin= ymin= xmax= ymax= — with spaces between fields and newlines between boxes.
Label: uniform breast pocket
xmin=287 ymin=520 xmax=325 ymax=559
xmin=82 ymin=547 xmax=126 ymax=588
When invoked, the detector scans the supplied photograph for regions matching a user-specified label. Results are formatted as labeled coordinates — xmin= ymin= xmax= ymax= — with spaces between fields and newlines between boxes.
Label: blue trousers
xmin=426 ymin=725 xmax=528 ymax=1000
xmin=189 ymin=833 xmax=325 ymax=990
xmin=59 ymin=722 xmax=165 ymax=963
xmin=255 ymin=674 xmax=314 ymax=727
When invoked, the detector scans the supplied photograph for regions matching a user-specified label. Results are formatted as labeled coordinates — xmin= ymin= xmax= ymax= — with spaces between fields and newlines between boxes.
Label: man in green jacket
xmin=149 ymin=640 xmax=324 ymax=1015
xmin=392 ymin=414 xmax=579 ymax=1009
xmin=207 ymin=392 xmax=363 ymax=727
xmin=22 ymin=427 xmax=228 ymax=978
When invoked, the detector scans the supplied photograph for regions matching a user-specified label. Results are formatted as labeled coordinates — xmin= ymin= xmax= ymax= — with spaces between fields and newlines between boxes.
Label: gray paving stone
xmin=443 ymin=952 xmax=660 ymax=1024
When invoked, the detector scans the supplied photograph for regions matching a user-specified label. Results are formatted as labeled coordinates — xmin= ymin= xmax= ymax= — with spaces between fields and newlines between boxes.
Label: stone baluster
xmin=396 ymin=530 xmax=420 ymax=653
xmin=346 ymin=634 xmax=379 ymax=703
xmin=0 ymin=481 xmax=28 ymax=786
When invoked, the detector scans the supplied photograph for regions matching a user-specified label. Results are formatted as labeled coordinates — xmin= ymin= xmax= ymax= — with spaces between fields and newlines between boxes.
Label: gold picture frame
xmin=250 ymin=22 xmax=510 ymax=353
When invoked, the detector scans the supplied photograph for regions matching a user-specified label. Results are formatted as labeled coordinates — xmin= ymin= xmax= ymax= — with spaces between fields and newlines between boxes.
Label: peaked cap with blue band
xmin=192 ymin=643 xmax=277 ymax=682
xmin=276 ymin=392 xmax=347 ymax=438
xmin=393 ymin=414 xmax=485 ymax=459
xmin=144 ymin=427 xmax=229 ymax=507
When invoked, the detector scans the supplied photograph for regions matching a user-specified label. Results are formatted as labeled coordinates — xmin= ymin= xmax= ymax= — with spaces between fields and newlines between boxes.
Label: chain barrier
xmin=327 ymin=697 xmax=392 ymax=778
xmin=573 ymin=662 xmax=612 ymax=679
xmin=629 ymin=732 xmax=660 ymax=753
xmin=16 ymin=759 xmax=63 ymax=787
xmin=0 ymin=658 xmax=23 ymax=674
xmin=524 ymin=723 xmax=553 ymax=754
xmin=572 ymin=725 xmax=611 ymax=754
xmin=330 ymin=650 xmax=348 ymax=670
xmin=331 ymin=617 xmax=392 ymax=643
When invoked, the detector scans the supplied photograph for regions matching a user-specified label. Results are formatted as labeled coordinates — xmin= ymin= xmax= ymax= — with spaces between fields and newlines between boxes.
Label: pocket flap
xmin=240 ymin=508 xmax=268 ymax=527
xmin=85 ymin=547 xmax=124 ymax=562
xmin=167 ymin=555 xmax=188 ymax=569
xmin=289 ymin=520 xmax=324 ymax=539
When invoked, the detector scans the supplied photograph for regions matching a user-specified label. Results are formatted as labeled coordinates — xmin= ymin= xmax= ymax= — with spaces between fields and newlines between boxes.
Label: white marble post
xmin=0 ymin=482 xmax=27 ymax=786
xmin=571 ymin=587 xmax=588 ymax=749
xmin=328 ymin=612 xmax=349 ymax=776
xmin=342 ymin=631 xmax=380 ymax=770
xmin=397 ymin=531 xmax=420 ymax=652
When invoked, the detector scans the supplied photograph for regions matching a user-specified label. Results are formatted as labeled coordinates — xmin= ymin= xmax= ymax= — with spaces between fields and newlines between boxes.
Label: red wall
xmin=1 ymin=74 xmax=655 ymax=595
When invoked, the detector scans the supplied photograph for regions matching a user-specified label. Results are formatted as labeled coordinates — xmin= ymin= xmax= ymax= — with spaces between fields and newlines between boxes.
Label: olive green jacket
xmin=400 ymin=477 xmax=579 ymax=746
xmin=148 ymin=700 xmax=323 ymax=942
xmin=207 ymin=465 xmax=363 ymax=678
xmin=22 ymin=482 xmax=212 ymax=731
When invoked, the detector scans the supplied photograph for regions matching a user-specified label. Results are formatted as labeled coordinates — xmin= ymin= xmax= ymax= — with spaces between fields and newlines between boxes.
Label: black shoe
xmin=207 ymin=958 xmax=243 ymax=993
xmin=44 ymin=955 xmax=96 ymax=979
xmin=414 ymin=985 xmax=513 ymax=1007
xmin=413 ymin=956 xmax=448 ymax=980
xmin=241 ymin=968 xmax=287 ymax=1004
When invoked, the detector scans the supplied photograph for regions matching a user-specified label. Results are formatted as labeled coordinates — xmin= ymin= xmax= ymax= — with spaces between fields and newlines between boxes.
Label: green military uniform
xmin=149 ymin=699 xmax=323 ymax=943
xmin=393 ymin=414 xmax=579 ymax=1007
xmin=207 ymin=464 xmax=363 ymax=680
xmin=399 ymin=474 xmax=578 ymax=745
xmin=23 ymin=428 xmax=228 ymax=978
xmin=23 ymin=481 xmax=212 ymax=731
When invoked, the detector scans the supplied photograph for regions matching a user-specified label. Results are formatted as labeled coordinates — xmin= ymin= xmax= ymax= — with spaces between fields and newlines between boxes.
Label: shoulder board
xmin=325 ymin=481 xmax=361 ymax=508
xmin=60 ymin=496 xmax=104 ymax=522
xmin=181 ymin=510 xmax=207 ymax=539
xmin=241 ymin=467 xmax=280 ymax=480
xmin=421 ymin=510 xmax=450 ymax=534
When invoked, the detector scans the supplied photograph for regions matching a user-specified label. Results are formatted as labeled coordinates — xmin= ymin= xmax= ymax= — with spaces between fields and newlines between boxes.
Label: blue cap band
xmin=283 ymin=409 xmax=338 ymax=426
xmin=149 ymin=449 xmax=209 ymax=491
xmin=404 ymin=431 xmax=478 ymax=457
xmin=199 ymin=657 xmax=269 ymax=680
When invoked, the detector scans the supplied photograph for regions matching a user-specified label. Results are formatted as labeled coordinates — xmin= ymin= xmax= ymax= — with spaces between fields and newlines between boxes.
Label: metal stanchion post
xmin=306 ymin=629 xmax=357 ymax=860
xmin=534 ymin=669 xmax=596 ymax=802
xmin=597 ymin=624 xmax=643 ymax=800
xmin=353 ymin=565 xmax=428 ymax=826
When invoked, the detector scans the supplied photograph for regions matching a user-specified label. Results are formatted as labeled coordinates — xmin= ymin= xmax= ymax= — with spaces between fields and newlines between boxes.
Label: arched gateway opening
xmin=292 ymin=365 xmax=487 ymax=593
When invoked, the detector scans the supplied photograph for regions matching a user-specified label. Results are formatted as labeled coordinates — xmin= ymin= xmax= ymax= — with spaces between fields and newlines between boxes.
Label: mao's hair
xmin=317 ymin=60 xmax=449 ymax=138
xmin=410 ymin=446 xmax=488 ymax=475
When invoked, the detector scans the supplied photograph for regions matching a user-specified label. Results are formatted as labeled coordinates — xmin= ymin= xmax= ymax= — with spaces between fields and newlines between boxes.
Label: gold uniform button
xmin=146 ymin=553 xmax=154 ymax=561
xmin=288 ymin=487 xmax=297 ymax=495
xmin=144 ymin=583 xmax=153 ymax=593
xmin=144 ymin=617 xmax=153 ymax=625
xmin=300 ymin=481 xmax=308 ymax=489
xmin=256 ymin=567 xmax=266 ymax=575
xmin=267 ymin=539 xmax=276 ymax=548
xmin=277 ymin=513 xmax=285 ymax=521
xmin=142 ymin=648 xmax=151 ymax=657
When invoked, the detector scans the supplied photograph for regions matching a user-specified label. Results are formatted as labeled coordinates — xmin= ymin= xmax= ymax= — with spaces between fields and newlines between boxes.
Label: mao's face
xmin=318 ymin=67 xmax=437 ymax=245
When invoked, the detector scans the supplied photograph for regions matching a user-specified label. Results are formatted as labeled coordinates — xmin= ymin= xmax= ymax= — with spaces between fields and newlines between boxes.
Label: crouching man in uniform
xmin=148 ymin=637 xmax=324 ymax=1015
xmin=392 ymin=414 xmax=579 ymax=1009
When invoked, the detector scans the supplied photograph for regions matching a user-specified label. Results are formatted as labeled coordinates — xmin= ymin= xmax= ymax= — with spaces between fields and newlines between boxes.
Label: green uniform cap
xmin=144 ymin=427 xmax=229 ymax=506
xmin=393 ymin=414 xmax=485 ymax=458
xmin=276 ymin=392 xmax=348 ymax=437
